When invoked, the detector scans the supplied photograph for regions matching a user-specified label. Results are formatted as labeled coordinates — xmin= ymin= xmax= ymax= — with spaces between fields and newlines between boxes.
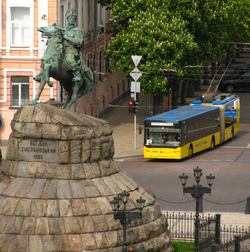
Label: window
xmin=11 ymin=76 xmax=29 ymax=107
xmin=85 ymin=53 xmax=90 ymax=68
xmin=105 ymin=58 xmax=112 ymax=73
xmin=10 ymin=7 xmax=30 ymax=46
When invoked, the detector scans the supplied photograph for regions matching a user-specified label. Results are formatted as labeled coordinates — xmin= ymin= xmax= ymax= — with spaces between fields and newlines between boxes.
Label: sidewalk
xmin=103 ymin=92 xmax=150 ymax=159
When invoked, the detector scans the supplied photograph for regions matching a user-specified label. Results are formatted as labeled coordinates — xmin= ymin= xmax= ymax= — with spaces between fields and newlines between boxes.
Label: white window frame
xmin=6 ymin=0 xmax=34 ymax=50
xmin=11 ymin=77 xmax=29 ymax=108
xmin=11 ymin=79 xmax=29 ymax=108
xmin=4 ymin=69 xmax=36 ymax=105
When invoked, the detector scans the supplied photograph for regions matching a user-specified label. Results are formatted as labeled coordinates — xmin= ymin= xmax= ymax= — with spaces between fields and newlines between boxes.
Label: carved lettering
xmin=30 ymin=140 xmax=48 ymax=146
xmin=19 ymin=139 xmax=58 ymax=162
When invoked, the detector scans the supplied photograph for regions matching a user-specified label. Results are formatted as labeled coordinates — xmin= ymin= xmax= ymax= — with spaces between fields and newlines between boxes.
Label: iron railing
xmin=165 ymin=212 xmax=250 ymax=251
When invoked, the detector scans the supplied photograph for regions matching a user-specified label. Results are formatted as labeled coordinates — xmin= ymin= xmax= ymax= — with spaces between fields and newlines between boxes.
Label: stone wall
xmin=0 ymin=104 xmax=172 ymax=252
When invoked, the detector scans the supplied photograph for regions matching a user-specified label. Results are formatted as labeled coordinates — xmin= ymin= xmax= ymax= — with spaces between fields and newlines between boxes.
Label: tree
xmin=169 ymin=0 xmax=250 ymax=96
xmin=101 ymin=0 xmax=250 ymax=110
xmin=103 ymin=0 xmax=198 ymax=112
xmin=97 ymin=0 xmax=111 ymax=6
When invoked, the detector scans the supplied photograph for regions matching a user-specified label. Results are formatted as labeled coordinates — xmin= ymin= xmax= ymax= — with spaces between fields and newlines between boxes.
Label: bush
xmin=171 ymin=241 xmax=194 ymax=252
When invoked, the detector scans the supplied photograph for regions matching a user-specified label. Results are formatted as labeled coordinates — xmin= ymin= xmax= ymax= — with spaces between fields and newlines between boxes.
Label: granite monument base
xmin=0 ymin=104 xmax=172 ymax=252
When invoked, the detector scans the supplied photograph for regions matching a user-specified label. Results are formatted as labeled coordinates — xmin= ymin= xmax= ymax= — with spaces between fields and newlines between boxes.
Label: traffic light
xmin=129 ymin=100 xmax=133 ymax=113
xmin=129 ymin=100 xmax=139 ymax=114
xmin=133 ymin=100 xmax=139 ymax=113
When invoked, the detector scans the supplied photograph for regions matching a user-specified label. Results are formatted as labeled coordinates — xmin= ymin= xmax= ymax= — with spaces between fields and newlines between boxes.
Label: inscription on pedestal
xmin=19 ymin=139 xmax=58 ymax=162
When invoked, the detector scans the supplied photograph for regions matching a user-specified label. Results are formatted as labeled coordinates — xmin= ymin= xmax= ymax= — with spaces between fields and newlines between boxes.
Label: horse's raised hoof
xmin=30 ymin=100 xmax=38 ymax=105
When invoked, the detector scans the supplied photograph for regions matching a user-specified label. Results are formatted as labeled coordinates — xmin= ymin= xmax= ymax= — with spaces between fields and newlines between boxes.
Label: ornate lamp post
xmin=110 ymin=191 xmax=146 ymax=252
xmin=179 ymin=166 xmax=215 ymax=252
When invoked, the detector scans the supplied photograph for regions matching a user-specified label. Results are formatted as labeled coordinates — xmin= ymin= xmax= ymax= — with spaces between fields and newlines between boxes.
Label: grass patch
xmin=171 ymin=241 xmax=194 ymax=252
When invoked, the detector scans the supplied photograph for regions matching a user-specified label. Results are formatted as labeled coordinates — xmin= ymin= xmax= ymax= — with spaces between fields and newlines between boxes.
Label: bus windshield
xmin=145 ymin=127 xmax=181 ymax=147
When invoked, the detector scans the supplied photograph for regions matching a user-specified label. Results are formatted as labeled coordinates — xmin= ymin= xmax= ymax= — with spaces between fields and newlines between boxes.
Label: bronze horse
xmin=30 ymin=23 xmax=94 ymax=110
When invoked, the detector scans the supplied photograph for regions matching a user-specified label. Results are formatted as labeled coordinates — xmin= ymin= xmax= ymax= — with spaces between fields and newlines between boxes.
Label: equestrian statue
xmin=30 ymin=9 xmax=94 ymax=110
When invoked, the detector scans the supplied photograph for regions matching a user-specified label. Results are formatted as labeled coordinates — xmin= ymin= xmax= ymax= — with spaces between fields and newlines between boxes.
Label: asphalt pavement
xmin=100 ymin=89 xmax=250 ymax=229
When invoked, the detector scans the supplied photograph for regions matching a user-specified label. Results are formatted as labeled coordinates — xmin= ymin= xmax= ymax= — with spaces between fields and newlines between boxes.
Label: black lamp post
xmin=110 ymin=191 xmax=146 ymax=252
xmin=179 ymin=166 xmax=215 ymax=252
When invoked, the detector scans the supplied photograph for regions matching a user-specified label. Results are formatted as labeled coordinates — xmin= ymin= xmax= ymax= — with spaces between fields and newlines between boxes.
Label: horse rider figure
xmin=63 ymin=9 xmax=88 ymax=85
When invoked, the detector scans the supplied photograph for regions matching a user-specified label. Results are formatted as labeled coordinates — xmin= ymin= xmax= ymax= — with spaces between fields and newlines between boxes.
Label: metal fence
xmin=165 ymin=212 xmax=250 ymax=252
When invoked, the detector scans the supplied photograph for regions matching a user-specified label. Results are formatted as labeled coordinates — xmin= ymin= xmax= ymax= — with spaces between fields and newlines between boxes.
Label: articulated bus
xmin=144 ymin=93 xmax=240 ymax=159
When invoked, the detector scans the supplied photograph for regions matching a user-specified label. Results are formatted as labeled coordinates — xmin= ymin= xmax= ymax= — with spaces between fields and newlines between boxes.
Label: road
xmin=116 ymin=92 xmax=250 ymax=213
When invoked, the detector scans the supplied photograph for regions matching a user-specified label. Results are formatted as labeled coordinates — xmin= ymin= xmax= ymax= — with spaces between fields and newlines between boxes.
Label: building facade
xmin=0 ymin=0 xmax=129 ymax=145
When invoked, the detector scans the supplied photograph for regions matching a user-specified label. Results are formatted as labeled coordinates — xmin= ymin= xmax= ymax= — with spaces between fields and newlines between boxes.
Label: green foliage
xmin=168 ymin=0 xmax=250 ymax=63
xmin=103 ymin=0 xmax=198 ymax=96
xmin=171 ymin=241 xmax=194 ymax=252
xmin=97 ymin=0 xmax=112 ymax=6
xmin=102 ymin=0 xmax=250 ymax=96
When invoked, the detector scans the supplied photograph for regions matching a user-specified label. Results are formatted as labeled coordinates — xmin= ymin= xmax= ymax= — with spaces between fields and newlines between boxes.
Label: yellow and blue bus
xmin=144 ymin=93 xmax=240 ymax=159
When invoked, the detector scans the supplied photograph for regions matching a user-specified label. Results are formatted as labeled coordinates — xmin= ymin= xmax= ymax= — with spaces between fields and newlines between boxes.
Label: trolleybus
xmin=144 ymin=93 xmax=240 ymax=159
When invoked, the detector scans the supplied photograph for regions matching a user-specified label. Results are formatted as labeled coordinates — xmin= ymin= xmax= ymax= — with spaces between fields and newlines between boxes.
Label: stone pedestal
xmin=0 ymin=104 xmax=171 ymax=252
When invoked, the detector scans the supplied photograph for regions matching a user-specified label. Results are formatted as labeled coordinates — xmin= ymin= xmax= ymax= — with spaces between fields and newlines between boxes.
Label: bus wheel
xmin=210 ymin=136 xmax=215 ymax=150
xmin=188 ymin=145 xmax=193 ymax=158
xmin=230 ymin=127 xmax=234 ymax=140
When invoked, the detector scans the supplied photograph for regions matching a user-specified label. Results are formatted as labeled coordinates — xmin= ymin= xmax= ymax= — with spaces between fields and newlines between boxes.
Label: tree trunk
xmin=203 ymin=66 xmax=209 ymax=86
xmin=195 ymin=77 xmax=202 ymax=91
xmin=181 ymin=80 xmax=188 ymax=105
xmin=153 ymin=95 xmax=164 ymax=115
xmin=187 ymin=80 xmax=195 ymax=97
xmin=171 ymin=85 xmax=179 ymax=109
xmin=212 ymin=62 xmax=216 ymax=76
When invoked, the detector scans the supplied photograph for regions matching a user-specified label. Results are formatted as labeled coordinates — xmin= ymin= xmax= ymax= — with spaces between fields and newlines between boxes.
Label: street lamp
xmin=110 ymin=191 xmax=146 ymax=252
xmin=179 ymin=166 xmax=215 ymax=252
